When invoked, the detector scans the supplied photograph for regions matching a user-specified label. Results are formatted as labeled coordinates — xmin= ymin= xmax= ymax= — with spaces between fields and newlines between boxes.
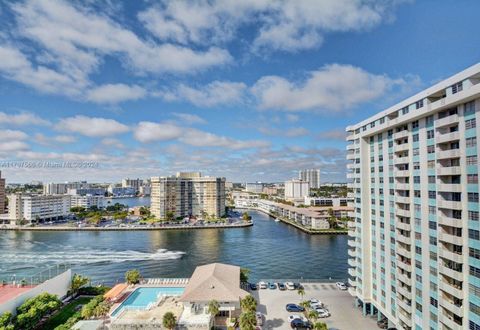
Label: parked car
xmin=309 ymin=299 xmax=324 ymax=308
xmin=278 ymin=282 xmax=286 ymax=290
xmin=256 ymin=312 xmax=263 ymax=326
xmin=287 ymin=315 xmax=304 ymax=323
xmin=285 ymin=282 xmax=296 ymax=290
xmin=293 ymin=282 xmax=303 ymax=289
xmin=286 ymin=304 xmax=305 ymax=312
xmin=269 ymin=282 xmax=277 ymax=289
xmin=258 ymin=281 xmax=268 ymax=289
xmin=249 ymin=283 xmax=258 ymax=290
xmin=290 ymin=319 xmax=312 ymax=329
xmin=314 ymin=308 xmax=330 ymax=318
xmin=336 ymin=282 xmax=348 ymax=290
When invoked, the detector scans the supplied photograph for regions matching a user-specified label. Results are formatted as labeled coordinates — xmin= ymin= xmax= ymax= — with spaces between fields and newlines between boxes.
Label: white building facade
xmin=284 ymin=179 xmax=310 ymax=202
xmin=346 ymin=63 xmax=480 ymax=330
xmin=70 ymin=195 xmax=105 ymax=209
xmin=0 ymin=171 xmax=5 ymax=214
xmin=8 ymin=194 xmax=71 ymax=223
xmin=299 ymin=169 xmax=321 ymax=189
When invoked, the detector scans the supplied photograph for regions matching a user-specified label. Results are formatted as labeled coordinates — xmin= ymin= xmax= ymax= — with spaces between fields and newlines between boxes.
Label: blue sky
xmin=0 ymin=0 xmax=479 ymax=183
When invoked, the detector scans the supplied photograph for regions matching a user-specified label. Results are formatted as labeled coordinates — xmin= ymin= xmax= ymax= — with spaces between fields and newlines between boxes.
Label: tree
xmin=242 ymin=212 xmax=252 ymax=221
xmin=162 ymin=312 xmax=177 ymax=330
xmin=125 ymin=269 xmax=141 ymax=284
xmin=240 ymin=295 xmax=257 ymax=313
xmin=207 ymin=300 xmax=220 ymax=328
xmin=81 ymin=295 xmax=104 ymax=319
xmin=0 ymin=312 xmax=13 ymax=329
xmin=93 ymin=301 xmax=111 ymax=318
xmin=15 ymin=293 xmax=61 ymax=329
xmin=297 ymin=287 xmax=305 ymax=301
xmin=240 ymin=268 xmax=250 ymax=283
xmin=113 ymin=211 xmax=128 ymax=221
xmin=70 ymin=273 xmax=89 ymax=297
xmin=239 ymin=311 xmax=256 ymax=330
xmin=166 ymin=211 xmax=175 ymax=222
xmin=308 ymin=310 xmax=319 ymax=323
xmin=314 ymin=321 xmax=328 ymax=330
xmin=87 ymin=214 xmax=102 ymax=226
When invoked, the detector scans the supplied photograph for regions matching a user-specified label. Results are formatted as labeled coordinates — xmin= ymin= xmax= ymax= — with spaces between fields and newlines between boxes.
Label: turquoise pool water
xmin=111 ymin=287 xmax=185 ymax=316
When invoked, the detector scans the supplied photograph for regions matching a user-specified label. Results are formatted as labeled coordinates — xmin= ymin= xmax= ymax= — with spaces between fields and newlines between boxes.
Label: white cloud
xmin=172 ymin=113 xmax=207 ymax=125
xmin=34 ymin=133 xmax=77 ymax=146
xmin=0 ymin=111 xmax=51 ymax=126
xmin=56 ymin=115 xmax=129 ymax=137
xmin=101 ymin=138 xmax=125 ymax=149
xmin=317 ymin=128 xmax=347 ymax=141
xmin=86 ymin=84 xmax=146 ymax=104
xmin=258 ymin=126 xmax=309 ymax=137
xmin=138 ymin=0 xmax=406 ymax=52
xmin=0 ymin=129 xmax=28 ymax=140
xmin=165 ymin=81 xmax=247 ymax=107
xmin=0 ymin=141 xmax=29 ymax=152
xmin=252 ymin=64 xmax=410 ymax=112
xmin=134 ymin=121 xmax=269 ymax=150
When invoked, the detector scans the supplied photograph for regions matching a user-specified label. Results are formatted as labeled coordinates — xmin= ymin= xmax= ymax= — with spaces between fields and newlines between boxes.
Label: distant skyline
xmin=0 ymin=1 xmax=480 ymax=183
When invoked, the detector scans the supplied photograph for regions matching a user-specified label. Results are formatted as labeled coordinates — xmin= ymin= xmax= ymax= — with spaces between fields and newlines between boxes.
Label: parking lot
xmin=251 ymin=282 xmax=378 ymax=330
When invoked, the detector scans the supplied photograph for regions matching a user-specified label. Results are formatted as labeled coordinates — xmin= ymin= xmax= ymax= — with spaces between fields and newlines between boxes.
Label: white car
xmin=309 ymin=299 xmax=324 ymax=309
xmin=285 ymin=282 xmax=295 ymax=290
xmin=258 ymin=281 xmax=268 ymax=289
xmin=315 ymin=308 xmax=330 ymax=318
xmin=336 ymin=282 xmax=347 ymax=290
xmin=287 ymin=315 xmax=304 ymax=323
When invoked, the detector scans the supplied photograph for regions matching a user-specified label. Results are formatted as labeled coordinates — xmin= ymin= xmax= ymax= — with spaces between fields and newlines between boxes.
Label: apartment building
xmin=8 ymin=194 xmax=71 ymax=223
xmin=43 ymin=181 xmax=88 ymax=195
xmin=0 ymin=171 xmax=5 ymax=213
xmin=70 ymin=195 xmax=105 ymax=209
xmin=284 ymin=179 xmax=310 ymax=202
xmin=245 ymin=182 xmax=264 ymax=193
xmin=299 ymin=169 xmax=321 ymax=189
xmin=121 ymin=178 xmax=143 ymax=192
xmin=151 ymin=172 xmax=226 ymax=220
xmin=346 ymin=63 xmax=480 ymax=330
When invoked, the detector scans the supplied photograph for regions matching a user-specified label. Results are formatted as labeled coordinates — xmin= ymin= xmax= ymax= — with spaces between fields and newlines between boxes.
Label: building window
xmin=469 ymin=193 xmax=479 ymax=202
xmin=413 ymin=133 xmax=419 ymax=142
xmin=470 ymin=248 xmax=480 ymax=260
xmin=427 ymin=145 xmax=435 ymax=154
xmin=402 ymin=107 xmax=409 ymax=115
xmin=468 ymin=174 xmax=479 ymax=184
xmin=452 ymin=81 xmax=463 ymax=94
xmin=466 ymin=118 xmax=477 ymax=130
xmin=471 ymin=302 xmax=480 ymax=316
xmin=467 ymin=137 xmax=477 ymax=148
xmin=426 ymin=115 xmax=434 ymax=125
xmin=412 ymin=120 xmax=419 ymax=129
xmin=469 ymin=211 xmax=479 ymax=221
xmin=467 ymin=156 xmax=478 ymax=165
xmin=430 ymin=297 xmax=438 ymax=308
xmin=414 ymin=176 xmax=420 ymax=183
xmin=427 ymin=130 xmax=435 ymax=139
xmin=469 ymin=229 xmax=480 ymax=240
xmin=415 ymin=99 xmax=424 ymax=109
xmin=465 ymin=101 xmax=476 ymax=115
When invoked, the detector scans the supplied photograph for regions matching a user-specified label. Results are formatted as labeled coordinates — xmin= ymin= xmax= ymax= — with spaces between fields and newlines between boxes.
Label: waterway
xmin=0 ymin=210 xmax=348 ymax=284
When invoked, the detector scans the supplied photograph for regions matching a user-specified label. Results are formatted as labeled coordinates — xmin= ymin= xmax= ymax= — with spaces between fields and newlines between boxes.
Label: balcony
xmin=436 ymin=131 xmax=460 ymax=144
xmin=396 ymin=208 xmax=411 ymax=217
xmin=397 ymin=285 xmax=412 ymax=300
xmin=394 ymin=183 xmax=410 ymax=191
xmin=346 ymin=144 xmax=357 ymax=151
xmin=346 ymin=172 xmax=355 ymax=179
xmin=348 ymin=278 xmax=357 ymax=287
xmin=436 ymin=149 xmax=461 ymax=160
xmin=437 ymin=199 xmax=462 ymax=210
xmin=348 ymin=287 xmax=357 ymax=297
xmin=394 ymin=143 xmax=409 ymax=152
xmin=397 ymin=297 xmax=412 ymax=314
xmin=438 ymin=231 xmax=463 ymax=245
xmin=436 ymin=114 xmax=459 ymax=128
xmin=438 ymin=249 xmax=463 ymax=264
xmin=348 ymin=268 xmax=356 ymax=277
xmin=394 ymin=170 xmax=410 ymax=177
xmin=347 ymin=153 xmax=356 ymax=160
xmin=437 ymin=183 xmax=462 ymax=193
xmin=396 ymin=234 xmax=412 ymax=245
xmin=395 ymin=196 xmax=411 ymax=204
xmin=346 ymin=163 xmax=355 ymax=170
xmin=439 ymin=312 xmax=462 ymax=330
xmin=394 ymin=156 xmax=410 ymax=165
xmin=439 ymin=280 xmax=463 ymax=299
xmin=397 ymin=272 xmax=412 ymax=286
xmin=396 ymin=246 xmax=411 ymax=258
xmin=348 ymin=240 xmax=357 ymax=248
xmin=438 ymin=215 xmax=463 ymax=228
xmin=394 ymin=130 xmax=409 ymax=140
xmin=396 ymin=221 xmax=411 ymax=232
xmin=439 ymin=264 xmax=463 ymax=282
xmin=348 ymin=258 xmax=357 ymax=267
xmin=397 ymin=309 xmax=413 ymax=327
xmin=397 ymin=258 xmax=413 ymax=272
xmin=440 ymin=299 xmax=464 ymax=318
xmin=437 ymin=166 xmax=462 ymax=176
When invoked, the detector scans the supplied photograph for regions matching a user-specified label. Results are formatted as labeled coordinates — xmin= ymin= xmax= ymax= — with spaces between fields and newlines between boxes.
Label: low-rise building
xmin=108 ymin=186 xmax=136 ymax=197
xmin=67 ymin=187 xmax=106 ymax=196
xmin=69 ymin=195 xmax=105 ymax=209
xmin=8 ymin=194 xmax=71 ymax=224
xmin=304 ymin=196 xmax=353 ymax=207
xmin=245 ymin=182 xmax=263 ymax=193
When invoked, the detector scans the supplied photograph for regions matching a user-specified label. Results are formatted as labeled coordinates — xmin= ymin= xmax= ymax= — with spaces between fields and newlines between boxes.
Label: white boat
xmin=274 ymin=218 xmax=280 ymax=222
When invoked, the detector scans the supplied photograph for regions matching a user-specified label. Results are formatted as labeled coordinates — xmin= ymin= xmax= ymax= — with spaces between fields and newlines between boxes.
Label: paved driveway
xmin=251 ymin=282 xmax=378 ymax=330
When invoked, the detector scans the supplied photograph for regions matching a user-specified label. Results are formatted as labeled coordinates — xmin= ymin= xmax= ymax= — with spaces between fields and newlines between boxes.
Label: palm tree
xmin=308 ymin=310 xmax=319 ymax=323
xmin=300 ymin=300 xmax=310 ymax=310
xmin=162 ymin=312 xmax=177 ymax=330
xmin=240 ymin=295 xmax=257 ymax=313
xmin=239 ymin=311 xmax=256 ymax=330
xmin=207 ymin=299 xmax=220 ymax=328
xmin=297 ymin=286 xmax=305 ymax=302
xmin=314 ymin=321 xmax=328 ymax=330
xmin=70 ymin=273 xmax=89 ymax=297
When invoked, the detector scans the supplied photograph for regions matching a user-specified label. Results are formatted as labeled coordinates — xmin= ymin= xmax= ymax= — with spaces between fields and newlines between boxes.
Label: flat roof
xmin=0 ymin=285 xmax=35 ymax=305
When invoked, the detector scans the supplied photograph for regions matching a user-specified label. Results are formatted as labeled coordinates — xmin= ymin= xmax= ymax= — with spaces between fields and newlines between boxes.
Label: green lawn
xmin=41 ymin=296 xmax=93 ymax=329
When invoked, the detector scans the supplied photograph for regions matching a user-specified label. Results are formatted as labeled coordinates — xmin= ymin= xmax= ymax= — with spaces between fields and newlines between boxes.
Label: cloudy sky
xmin=0 ymin=0 xmax=479 ymax=183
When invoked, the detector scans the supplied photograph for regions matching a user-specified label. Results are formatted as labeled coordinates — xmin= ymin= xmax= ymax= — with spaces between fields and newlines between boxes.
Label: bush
xmin=15 ymin=293 xmax=61 ymax=330
xmin=81 ymin=295 xmax=105 ymax=319
xmin=125 ymin=269 xmax=141 ymax=284
xmin=78 ymin=285 xmax=111 ymax=296
xmin=53 ymin=311 xmax=81 ymax=330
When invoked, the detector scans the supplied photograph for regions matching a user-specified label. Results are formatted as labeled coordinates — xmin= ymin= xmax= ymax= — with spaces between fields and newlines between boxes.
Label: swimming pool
xmin=111 ymin=287 xmax=185 ymax=316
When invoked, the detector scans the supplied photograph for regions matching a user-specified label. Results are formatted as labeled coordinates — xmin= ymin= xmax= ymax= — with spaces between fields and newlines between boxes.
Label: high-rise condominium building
xmin=43 ymin=181 xmax=88 ymax=195
xmin=121 ymin=178 xmax=143 ymax=191
xmin=284 ymin=179 xmax=310 ymax=202
xmin=0 ymin=171 xmax=5 ymax=213
xmin=299 ymin=169 xmax=321 ymax=189
xmin=346 ymin=63 xmax=480 ymax=330
xmin=150 ymin=172 xmax=226 ymax=219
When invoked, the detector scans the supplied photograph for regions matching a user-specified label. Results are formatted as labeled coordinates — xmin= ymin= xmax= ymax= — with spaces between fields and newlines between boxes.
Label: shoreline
xmin=0 ymin=221 xmax=253 ymax=232
xmin=235 ymin=206 xmax=347 ymax=235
